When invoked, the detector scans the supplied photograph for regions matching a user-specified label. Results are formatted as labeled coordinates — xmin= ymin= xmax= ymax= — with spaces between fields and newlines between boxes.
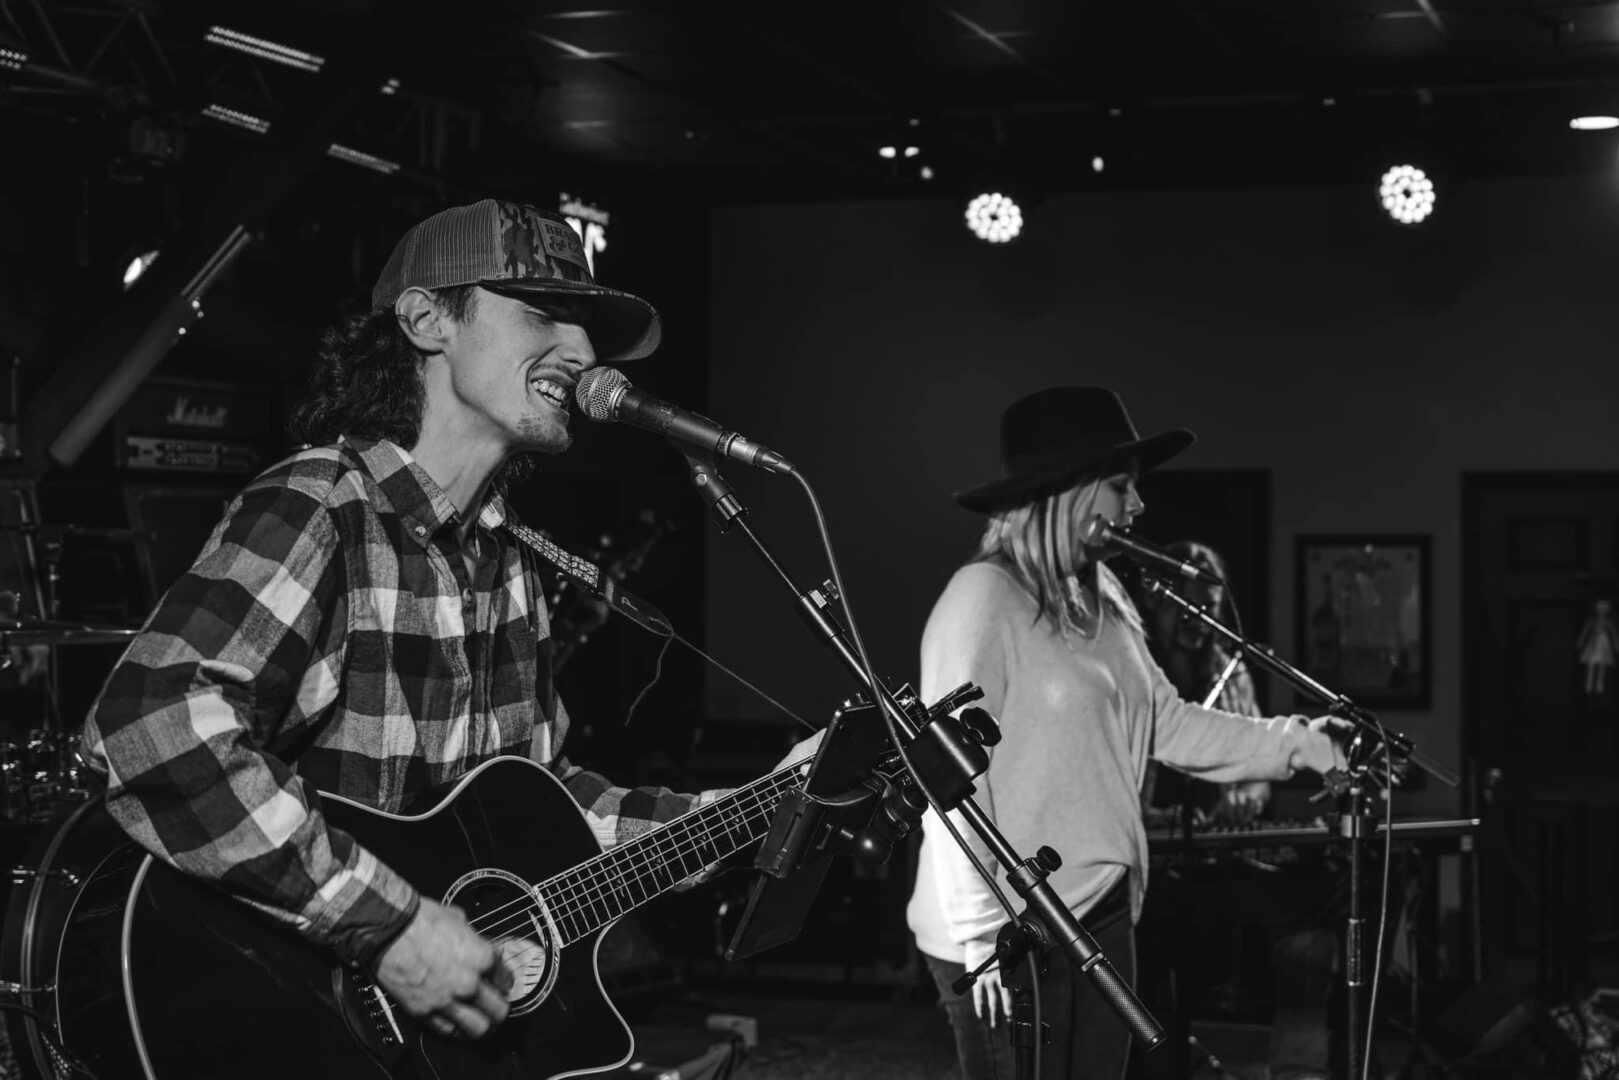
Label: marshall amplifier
xmin=113 ymin=377 xmax=284 ymax=476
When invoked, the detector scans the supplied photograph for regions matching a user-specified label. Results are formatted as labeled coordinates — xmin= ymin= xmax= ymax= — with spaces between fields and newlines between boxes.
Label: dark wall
xmin=703 ymin=175 xmax=1619 ymax=816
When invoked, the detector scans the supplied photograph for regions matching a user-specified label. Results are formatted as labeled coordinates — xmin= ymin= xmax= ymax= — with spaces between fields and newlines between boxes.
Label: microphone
xmin=1080 ymin=516 xmax=1224 ymax=585
xmin=575 ymin=368 xmax=795 ymax=475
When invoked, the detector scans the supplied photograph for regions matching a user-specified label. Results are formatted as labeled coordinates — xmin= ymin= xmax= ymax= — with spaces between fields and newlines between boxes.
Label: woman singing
xmin=906 ymin=386 xmax=1346 ymax=1080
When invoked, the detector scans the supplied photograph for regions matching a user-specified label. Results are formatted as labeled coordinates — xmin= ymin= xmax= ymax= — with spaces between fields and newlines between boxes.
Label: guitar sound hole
xmin=444 ymin=869 xmax=560 ymax=1015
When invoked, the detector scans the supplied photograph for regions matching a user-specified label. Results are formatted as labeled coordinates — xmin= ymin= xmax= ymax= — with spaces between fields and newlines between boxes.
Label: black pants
xmin=925 ymin=876 xmax=1136 ymax=1080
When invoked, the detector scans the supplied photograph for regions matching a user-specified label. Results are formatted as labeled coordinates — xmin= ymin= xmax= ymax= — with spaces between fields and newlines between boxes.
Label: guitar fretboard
xmin=537 ymin=764 xmax=804 ymax=944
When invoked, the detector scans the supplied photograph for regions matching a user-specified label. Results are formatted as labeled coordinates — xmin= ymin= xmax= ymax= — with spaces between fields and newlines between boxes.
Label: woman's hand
xmin=1300 ymin=715 xmax=1354 ymax=774
xmin=963 ymin=938 xmax=1012 ymax=1028
xmin=1213 ymin=780 xmax=1271 ymax=823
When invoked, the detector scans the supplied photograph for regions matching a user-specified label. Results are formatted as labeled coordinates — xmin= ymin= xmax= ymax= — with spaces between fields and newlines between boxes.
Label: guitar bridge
xmin=347 ymin=974 xmax=404 ymax=1048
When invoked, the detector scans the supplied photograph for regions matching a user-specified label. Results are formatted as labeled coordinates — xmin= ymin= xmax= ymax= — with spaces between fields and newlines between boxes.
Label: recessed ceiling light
xmin=1570 ymin=116 xmax=1619 ymax=131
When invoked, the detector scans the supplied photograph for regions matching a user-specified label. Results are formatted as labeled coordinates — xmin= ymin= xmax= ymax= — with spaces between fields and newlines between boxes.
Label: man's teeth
xmin=531 ymin=378 xmax=568 ymax=408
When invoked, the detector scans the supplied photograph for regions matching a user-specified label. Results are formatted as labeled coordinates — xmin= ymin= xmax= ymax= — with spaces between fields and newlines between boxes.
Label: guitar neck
xmin=537 ymin=762 xmax=805 ymax=944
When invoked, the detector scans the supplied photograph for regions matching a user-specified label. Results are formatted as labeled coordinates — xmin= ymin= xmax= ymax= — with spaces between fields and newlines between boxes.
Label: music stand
xmin=725 ymin=699 xmax=892 ymax=961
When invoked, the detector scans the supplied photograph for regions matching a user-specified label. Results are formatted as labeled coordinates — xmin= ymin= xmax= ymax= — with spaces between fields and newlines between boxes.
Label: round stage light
xmin=1378 ymin=165 xmax=1435 ymax=226
xmin=1570 ymin=116 xmax=1619 ymax=131
xmin=965 ymin=192 xmax=1023 ymax=243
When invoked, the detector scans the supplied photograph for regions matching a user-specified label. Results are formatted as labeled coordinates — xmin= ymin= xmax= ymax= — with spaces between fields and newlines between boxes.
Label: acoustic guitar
xmin=26 ymin=754 xmax=809 ymax=1079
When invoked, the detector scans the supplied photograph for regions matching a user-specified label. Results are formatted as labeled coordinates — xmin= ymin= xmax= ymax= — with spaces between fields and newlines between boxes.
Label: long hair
xmin=287 ymin=286 xmax=539 ymax=491
xmin=972 ymin=479 xmax=1141 ymax=636
xmin=289 ymin=285 xmax=478 ymax=449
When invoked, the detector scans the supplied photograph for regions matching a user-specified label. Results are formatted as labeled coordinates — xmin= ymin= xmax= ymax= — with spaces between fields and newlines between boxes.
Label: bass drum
xmin=1 ymin=798 xmax=145 ymax=1079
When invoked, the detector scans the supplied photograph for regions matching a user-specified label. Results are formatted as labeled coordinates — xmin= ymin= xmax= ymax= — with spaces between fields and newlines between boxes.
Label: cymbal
xmin=0 ymin=620 xmax=140 ymax=647
xmin=0 ymin=523 xmax=155 ymax=543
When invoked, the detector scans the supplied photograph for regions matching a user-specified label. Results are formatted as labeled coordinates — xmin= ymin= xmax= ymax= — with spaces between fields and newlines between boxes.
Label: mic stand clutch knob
xmin=1032 ymin=846 xmax=1061 ymax=875
xmin=957 ymin=706 xmax=1002 ymax=748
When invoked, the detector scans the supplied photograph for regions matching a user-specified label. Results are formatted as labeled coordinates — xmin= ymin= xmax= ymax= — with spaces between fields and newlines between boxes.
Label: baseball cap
xmin=370 ymin=199 xmax=661 ymax=362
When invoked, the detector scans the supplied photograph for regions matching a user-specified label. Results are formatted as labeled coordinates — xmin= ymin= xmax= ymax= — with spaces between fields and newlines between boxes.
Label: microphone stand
xmin=1139 ymin=575 xmax=1459 ymax=1080
xmin=683 ymin=451 xmax=1165 ymax=1070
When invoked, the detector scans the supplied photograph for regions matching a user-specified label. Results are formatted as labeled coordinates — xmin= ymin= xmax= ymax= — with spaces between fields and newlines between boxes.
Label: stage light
xmin=1570 ymin=116 xmax=1619 ymax=131
xmin=919 ymin=165 xmax=935 ymax=181
xmin=1092 ymin=156 xmax=1105 ymax=174
xmin=0 ymin=47 xmax=26 ymax=71
xmin=204 ymin=26 xmax=324 ymax=72
xmin=202 ymin=103 xmax=270 ymax=134
xmin=1378 ymin=164 xmax=1435 ymax=225
xmin=122 ymin=250 xmax=160 ymax=290
xmin=878 ymin=145 xmax=896 ymax=159
xmin=903 ymin=146 xmax=919 ymax=158
xmin=327 ymin=144 xmax=400 ymax=174
xmin=965 ymin=192 xmax=1023 ymax=243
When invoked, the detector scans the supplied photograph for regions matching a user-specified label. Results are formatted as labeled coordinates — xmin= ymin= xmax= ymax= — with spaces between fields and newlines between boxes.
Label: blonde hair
xmin=972 ymin=479 xmax=1142 ymax=636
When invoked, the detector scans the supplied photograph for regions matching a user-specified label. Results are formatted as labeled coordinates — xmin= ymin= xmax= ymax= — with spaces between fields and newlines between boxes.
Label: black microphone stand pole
xmin=684 ymin=452 xmax=1165 ymax=1065
xmin=1139 ymin=576 xmax=1458 ymax=1080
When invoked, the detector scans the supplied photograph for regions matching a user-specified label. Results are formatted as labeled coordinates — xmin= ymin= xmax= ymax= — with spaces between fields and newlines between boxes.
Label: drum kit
xmin=0 ymin=519 xmax=147 ymax=1078
xmin=0 ymin=618 xmax=135 ymax=825
xmin=0 ymin=521 xmax=147 ymax=831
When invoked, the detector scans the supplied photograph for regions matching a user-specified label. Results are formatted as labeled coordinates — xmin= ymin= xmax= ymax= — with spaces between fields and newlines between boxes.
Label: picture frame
xmin=1295 ymin=534 xmax=1431 ymax=709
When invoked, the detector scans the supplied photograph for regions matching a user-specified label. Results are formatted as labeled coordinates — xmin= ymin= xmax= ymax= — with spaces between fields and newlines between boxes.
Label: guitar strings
xmin=550 ymin=784 xmax=779 ymax=927
xmin=462 ymin=765 xmax=804 ymax=942
xmin=538 ymin=764 xmax=801 ymax=921
xmin=538 ymin=788 xmax=775 ymax=934
xmin=468 ymin=783 xmax=783 ymax=945
xmin=467 ymin=774 xmax=792 ymax=942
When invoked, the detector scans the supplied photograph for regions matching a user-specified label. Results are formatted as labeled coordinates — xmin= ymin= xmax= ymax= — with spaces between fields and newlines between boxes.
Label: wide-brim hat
xmin=955 ymin=386 xmax=1195 ymax=513
xmin=371 ymin=198 xmax=660 ymax=363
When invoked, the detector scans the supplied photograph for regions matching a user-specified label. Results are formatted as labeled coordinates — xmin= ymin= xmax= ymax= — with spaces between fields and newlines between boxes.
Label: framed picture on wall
xmin=1295 ymin=535 xmax=1431 ymax=708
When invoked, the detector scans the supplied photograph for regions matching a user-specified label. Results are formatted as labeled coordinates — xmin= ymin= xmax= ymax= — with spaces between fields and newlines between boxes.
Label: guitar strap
xmin=503 ymin=519 xmax=673 ymax=639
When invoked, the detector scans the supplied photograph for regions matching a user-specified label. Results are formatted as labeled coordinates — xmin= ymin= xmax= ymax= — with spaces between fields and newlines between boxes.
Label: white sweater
xmin=905 ymin=561 xmax=1331 ymax=964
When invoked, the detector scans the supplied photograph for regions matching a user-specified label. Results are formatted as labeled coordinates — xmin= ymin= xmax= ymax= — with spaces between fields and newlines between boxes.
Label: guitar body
xmin=40 ymin=758 xmax=634 ymax=1080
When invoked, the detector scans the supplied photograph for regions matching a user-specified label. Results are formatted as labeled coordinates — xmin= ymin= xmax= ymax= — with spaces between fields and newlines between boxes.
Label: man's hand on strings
xmin=375 ymin=897 xmax=514 ymax=1039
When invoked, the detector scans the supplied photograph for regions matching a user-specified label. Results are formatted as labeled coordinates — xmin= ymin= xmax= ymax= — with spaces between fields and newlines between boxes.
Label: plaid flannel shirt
xmin=81 ymin=438 xmax=702 ymax=966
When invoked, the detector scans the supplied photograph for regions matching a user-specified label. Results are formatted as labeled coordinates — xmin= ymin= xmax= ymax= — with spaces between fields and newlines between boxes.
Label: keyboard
xmin=1146 ymin=815 xmax=1479 ymax=853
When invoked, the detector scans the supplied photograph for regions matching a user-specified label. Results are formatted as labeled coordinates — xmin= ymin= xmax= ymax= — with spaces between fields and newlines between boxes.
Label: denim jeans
xmin=924 ymin=876 xmax=1136 ymax=1080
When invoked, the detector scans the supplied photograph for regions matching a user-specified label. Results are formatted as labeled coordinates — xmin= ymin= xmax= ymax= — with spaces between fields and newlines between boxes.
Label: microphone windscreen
xmin=575 ymin=366 xmax=627 ymax=422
